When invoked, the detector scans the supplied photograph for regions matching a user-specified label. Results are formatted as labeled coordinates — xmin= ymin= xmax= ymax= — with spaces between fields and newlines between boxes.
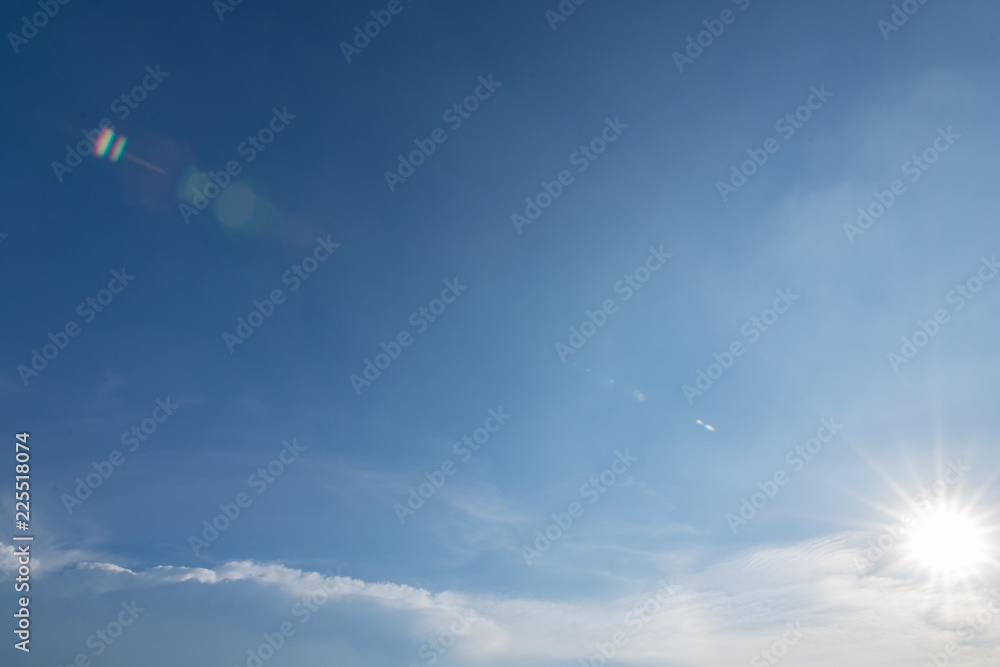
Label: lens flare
xmin=94 ymin=128 xmax=114 ymax=158
xmin=906 ymin=507 xmax=988 ymax=575
xmin=216 ymin=182 xmax=258 ymax=228
xmin=93 ymin=128 xmax=126 ymax=162
xmin=109 ymin=136 xmax=127 ymax=162
xmin=92 ymin=129 xmax=164 ymax=174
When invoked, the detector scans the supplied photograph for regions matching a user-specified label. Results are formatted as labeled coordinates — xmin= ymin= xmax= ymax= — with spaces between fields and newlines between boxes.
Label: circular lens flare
xmin=217 ymin=182 xmax=258 ymax=227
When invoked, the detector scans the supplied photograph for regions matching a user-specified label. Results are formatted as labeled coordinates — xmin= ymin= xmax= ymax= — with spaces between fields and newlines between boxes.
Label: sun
xmin=906 ymin=507 xmax=989 ymax=575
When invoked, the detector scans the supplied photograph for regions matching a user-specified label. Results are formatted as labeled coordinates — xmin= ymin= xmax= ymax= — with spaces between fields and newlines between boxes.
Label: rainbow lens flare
xmin=109 ymin=136 xmax=127 ymax=162
xmin=93 ymin=128 xmax=114 ymax=158
xmin=93 ymin=128 xmax=127 ymax=162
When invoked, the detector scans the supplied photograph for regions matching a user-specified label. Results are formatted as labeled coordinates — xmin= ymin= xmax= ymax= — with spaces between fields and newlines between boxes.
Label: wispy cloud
xmin=12 ymin=530 xmax=1000 ymax=666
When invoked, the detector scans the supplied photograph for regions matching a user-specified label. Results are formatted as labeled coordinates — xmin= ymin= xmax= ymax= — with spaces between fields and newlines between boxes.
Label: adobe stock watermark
xmin=62 ymin=397 xmax=181 ymax=514
xmin=750 ymin=621 xmax=804 ymax=667
xmin=545 ymin=0 xmax=588 ymax=31
xmin=188 ymin=438 xmax=305 ymax=556
xmin=682 ymin=288 xmax=798 ymax=405
xmin=510 ymin=116 xmax=628 ymax=235
xmin=843 ymin=126 xmax=960 ymax=244
xmin=51 ymin=65 xmax=170 ymax=183
xmin=7 ymin=0 xmax=73 ymax=54
xmin=179 ymin=106 xmax=297 ymax=224
xmin=384 ymin=75 xmax=502 ymax=192
xmin=339 ymin=0 xmax=415 ymax=63
xmin=716 ymin=85 xmax=833 ymax=202
xmin=877 ymin=0 xmax=932 ymax=41
xmin=521 ymin=449 xmax=638 ymax=565
xmin=395 ymin=407 xmax=512 ymax=524
xmin=349 ymin=278 xmax=467 ymax=395
xmin=407 ymin=609 xmax=478 ymax=667
xmin=212 ymin=0 xmax=245 ymax=21
xmin=726 ymin=418 xmax=844 ymax=534
xmin=554 ymin=245 xmax=671 ymax=363
xmin=16 ymin=268 xmax=135 ymax=386
xmin=578 ymin=578 xmax=678 ymax=667
xmin=230 ymin=567 xmax=345 ymax=667
xmin=671 ymin=0 xmax=752 ymax=73
xmin=231 ymin=620 xmax=296 ymax=667
xmin=854 ymin=459 xmax=969 ymax=573
xmin=235 ymin=568 xmax=471 ymax=667
xmin=923 ymin=586 xmax=1000 ymax=667
xmin=222 ymin=236 xmax=340 ymax=353
xmin=55 ymin=600 xmax=145 ymax=666
xmin=886 ymin=255 xmax=997 ymax=372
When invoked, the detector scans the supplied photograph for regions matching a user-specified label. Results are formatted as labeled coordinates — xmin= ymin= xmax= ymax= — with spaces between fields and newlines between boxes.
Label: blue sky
xmin=2 ymin=0 xmax=1000 ymax=665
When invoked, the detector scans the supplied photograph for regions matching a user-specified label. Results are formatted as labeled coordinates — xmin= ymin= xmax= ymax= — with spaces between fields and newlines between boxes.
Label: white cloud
xmin=8 ymin=529 xmax=1000 ymax=666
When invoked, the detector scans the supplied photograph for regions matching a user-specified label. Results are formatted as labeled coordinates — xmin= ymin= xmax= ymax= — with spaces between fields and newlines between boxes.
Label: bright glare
xmin=907 ymin=508 xmax=988 ymax=574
